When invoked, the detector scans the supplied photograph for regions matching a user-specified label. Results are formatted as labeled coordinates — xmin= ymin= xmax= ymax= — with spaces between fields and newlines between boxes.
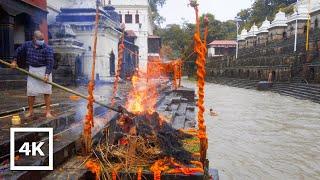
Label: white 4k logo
xmin=18 ymin=142 xmax=45 ymax=156
xmin=10 ymin=128 xmax=53 ymax=170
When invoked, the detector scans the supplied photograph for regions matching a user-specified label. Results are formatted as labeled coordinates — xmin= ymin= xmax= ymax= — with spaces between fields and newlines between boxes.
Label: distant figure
xmin=209 ymin=109 xmax=218 ymax=117
xmin=10 ymin=30 xmax=54 ymax=118
xmin=268 ymin=71 xmax=273 ymax=83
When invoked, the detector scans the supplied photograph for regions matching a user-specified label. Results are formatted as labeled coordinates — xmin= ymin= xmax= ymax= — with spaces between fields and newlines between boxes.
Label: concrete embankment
xmin=207 ymin=77 xmax=320 ymax=104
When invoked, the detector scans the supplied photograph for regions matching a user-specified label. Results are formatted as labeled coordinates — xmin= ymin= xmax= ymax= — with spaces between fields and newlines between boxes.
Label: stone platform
xmin=0 ymin=83 xmax=123 ymax=179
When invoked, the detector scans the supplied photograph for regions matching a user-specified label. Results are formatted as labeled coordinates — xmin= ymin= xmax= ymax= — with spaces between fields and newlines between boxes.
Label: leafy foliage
xmin=238 ymin=0 xmax=295 ymax=30
xmin=149 ymin=0 xmax=167 ymax=25
xmin=155 ymin=13 xmax=237 ymax=76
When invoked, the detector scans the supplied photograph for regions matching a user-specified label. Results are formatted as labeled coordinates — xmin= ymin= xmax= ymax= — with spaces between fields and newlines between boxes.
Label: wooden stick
xmin=0 ymin=59 xmax=124 ymax=114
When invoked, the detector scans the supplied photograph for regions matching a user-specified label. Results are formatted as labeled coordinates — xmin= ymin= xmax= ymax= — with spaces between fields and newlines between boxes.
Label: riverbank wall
xmin=207 ymin=77 xmax=320 ymax=104
xmin=206 ymin=33 xmax=320 ymax=84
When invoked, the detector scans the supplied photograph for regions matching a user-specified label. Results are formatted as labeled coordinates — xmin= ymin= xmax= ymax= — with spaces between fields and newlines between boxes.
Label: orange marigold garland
xmin=83 ymin=1 xmax=100 ymax=154
xmin=150 ymin=159 xmax=169 ymax=180
xmin=190 ymin=0 xmax=209 ymax=166
xmin=111 ymin=26 xmax=125 ymax=106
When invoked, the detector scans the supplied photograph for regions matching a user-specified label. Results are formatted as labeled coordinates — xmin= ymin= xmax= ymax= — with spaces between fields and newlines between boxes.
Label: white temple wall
xmin=113 ymin=2 xmax=154 ymax=70
xmin=76 ymin=31 xmax=119 ymax=80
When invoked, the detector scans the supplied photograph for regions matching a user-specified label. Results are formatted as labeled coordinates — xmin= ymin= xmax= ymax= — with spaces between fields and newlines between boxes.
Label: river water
xmin=183 ymin=80 xmax=320 ymax=180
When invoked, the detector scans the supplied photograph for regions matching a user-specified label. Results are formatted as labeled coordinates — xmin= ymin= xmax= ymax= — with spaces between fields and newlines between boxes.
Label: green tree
xmin=155 ymin=13 xmax=238 ymax=76
xmin=149 ymin=0 xmax=167 ymax=25
xmin=238 ymin=0 xmax=295 ymax=30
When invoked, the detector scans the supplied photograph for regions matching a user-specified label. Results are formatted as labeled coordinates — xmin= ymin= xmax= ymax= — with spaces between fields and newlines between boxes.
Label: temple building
xmin=53 ymin=2 xmax=121 ymax=81
xmin=310 ymin=0 xmax=320 ymax=29
xmin=257 ymin=18 xmax=270 ymax=45
xmin=0 ymin=0 xmax=48 ymax=62
xmin=268 ymin=11 xmax=288 ymax=41
xmin=238 ymin=29 xmax=248 ymax=49
xmin=112 ymin=0 xmax=155 ymax=69
xmin=246 ymin=23 xmax=259 ymax=47
xmin=208 ymin=40 xmax=237 ymax=57
xmin=46 ymin=0 xmax=140 ymax=82
xmin=287 ymin=2 xmax=308 ymax=37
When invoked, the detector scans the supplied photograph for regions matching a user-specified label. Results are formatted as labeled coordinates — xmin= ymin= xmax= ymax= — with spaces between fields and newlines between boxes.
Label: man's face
xmin=34 ymin=34 xmax=44 ymax=42
xmin=33 ymin=31 xmax=45 ymax=46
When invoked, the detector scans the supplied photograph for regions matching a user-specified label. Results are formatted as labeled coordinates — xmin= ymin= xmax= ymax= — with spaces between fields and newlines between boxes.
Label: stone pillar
xmin=0 ymin=15 xmax=14 ymax=61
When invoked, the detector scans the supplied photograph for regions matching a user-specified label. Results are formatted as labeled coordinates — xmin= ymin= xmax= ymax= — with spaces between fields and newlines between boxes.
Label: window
xmin=315 ymin=18 xmax=319 ymax=29
xmin=282 ymin=32 xmax=287 ymax=39
xmin=119 ymin=14 xmax=122 ymax=23
xmin=125 ymin=14 xmax=132 ymax=23
xmin=304 ymin=25 xmax=308 ymax=34
xmin=135 ymin=14 xmax=140 ymax=23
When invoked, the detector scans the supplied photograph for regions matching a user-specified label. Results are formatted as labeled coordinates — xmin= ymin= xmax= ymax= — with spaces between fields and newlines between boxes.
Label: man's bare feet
xmin=25 ymin=112 xmax=34 ymax=118
xmin=45 ymin=112 xmax=55 ymax=119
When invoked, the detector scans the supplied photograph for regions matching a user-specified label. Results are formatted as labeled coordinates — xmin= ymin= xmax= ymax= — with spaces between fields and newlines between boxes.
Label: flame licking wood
xmin=125 ymin=71 xmax=159 ymax=115
xmin=85 ymin=160 xmax=101 ymax=180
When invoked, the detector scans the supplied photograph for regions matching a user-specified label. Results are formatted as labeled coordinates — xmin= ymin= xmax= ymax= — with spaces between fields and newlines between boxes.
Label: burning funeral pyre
xmin=84 ymin=71 xmax=205 ymax=180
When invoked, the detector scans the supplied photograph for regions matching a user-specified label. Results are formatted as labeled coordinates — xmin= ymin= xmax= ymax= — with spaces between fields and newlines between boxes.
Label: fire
xmin=125 ymin=71 xmax=159 ymax=115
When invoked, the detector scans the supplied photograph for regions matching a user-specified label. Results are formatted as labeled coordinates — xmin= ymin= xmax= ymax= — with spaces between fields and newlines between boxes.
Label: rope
xmin=111 ymin=29 xmax=125 ymax=106
xmin=191 ymin=1 xmax=208 ymax=166
xmin=83 ymin=2 xmax=100 ymax=154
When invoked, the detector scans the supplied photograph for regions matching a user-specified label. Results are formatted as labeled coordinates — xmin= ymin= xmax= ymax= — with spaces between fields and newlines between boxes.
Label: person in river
xmin=268 ymin=70 xmax=273 ymax=83
xmin=209 ymin=108 xmax=218 ymax=116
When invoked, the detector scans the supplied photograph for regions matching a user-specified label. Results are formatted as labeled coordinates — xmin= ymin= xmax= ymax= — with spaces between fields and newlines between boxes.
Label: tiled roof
xmin=208 ymin=40 xmax=237 ymax=47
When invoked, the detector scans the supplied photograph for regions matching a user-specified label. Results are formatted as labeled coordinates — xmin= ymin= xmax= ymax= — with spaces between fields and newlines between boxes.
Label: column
xmin=0 ymin=15 xmax=14 ymax=61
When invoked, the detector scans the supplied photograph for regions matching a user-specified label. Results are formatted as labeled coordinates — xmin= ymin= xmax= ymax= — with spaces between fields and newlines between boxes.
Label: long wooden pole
xmin=0 ymin=59 xmax=122 ymax=113
xmin=306 ymin=0 xmax=311 ymax=51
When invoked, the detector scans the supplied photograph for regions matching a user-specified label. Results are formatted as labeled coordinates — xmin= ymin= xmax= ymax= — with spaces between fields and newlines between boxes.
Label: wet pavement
xmin=183 ymin=80 xmax=320 ymax=180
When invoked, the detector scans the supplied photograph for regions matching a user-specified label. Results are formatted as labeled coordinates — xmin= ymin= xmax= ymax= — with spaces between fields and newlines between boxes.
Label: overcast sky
xmin=159 ymin=0 xmax=253 ymax=26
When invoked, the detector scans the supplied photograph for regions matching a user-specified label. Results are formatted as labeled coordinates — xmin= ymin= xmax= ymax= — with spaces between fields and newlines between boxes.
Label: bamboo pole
xmin=0 ymin=59 xmax=123 ymax=113
xmin=306 ymin=0 xmax=311 ymax=51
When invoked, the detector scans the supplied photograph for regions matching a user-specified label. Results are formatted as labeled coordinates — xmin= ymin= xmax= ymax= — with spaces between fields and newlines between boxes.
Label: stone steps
xmin=208 ymin=78 xmax=320 ymax=104
xmin=0 ymin=104 xmax=113 ymax=179
xmin=273 ymin=87 xmax=320 ymax=99
xmin=0 ymin=80 xmax=27 ymax=90
xmin=274 ymin=89 xmax=320 ymax=104
xmin=273 ymin=84 xmax=320 ymax=95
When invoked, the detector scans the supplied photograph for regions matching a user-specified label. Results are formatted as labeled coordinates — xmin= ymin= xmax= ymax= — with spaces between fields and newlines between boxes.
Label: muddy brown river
xmin=183 ymin=80 xmax=320 ymax=180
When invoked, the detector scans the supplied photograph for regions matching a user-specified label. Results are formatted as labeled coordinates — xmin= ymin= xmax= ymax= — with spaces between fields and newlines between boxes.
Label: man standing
xmin=10 ymin=30 xmax=54 ymax=118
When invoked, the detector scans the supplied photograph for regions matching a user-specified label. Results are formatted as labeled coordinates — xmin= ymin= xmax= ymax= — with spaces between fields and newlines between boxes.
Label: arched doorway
xmin=0 ymin=7 xmax=14 ymax=62
xmin=309 ymin=67 xmax=315 ymax=81
xmin=272 ymin=71 xmax=276 ymax=81
xmin=282 ymin=32 xmax=287 ymax=40
xmin=109 ymin=50 xmax=115 ymax=76
xmin=14 ymin=13 xmax=36 ymax=48
xmin=258 ymin=70 xmax=261 ymax=80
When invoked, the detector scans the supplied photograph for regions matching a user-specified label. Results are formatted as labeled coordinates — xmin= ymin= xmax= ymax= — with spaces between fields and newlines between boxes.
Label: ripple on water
xmin=182 ymin=80 xmax=320 ymax=180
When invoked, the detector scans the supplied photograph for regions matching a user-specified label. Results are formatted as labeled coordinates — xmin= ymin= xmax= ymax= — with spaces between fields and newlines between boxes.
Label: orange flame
xmin=125 ymin=71 xmax=158 ymax=115
xmin=85 ymin=160 xmax=101 ymax=180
